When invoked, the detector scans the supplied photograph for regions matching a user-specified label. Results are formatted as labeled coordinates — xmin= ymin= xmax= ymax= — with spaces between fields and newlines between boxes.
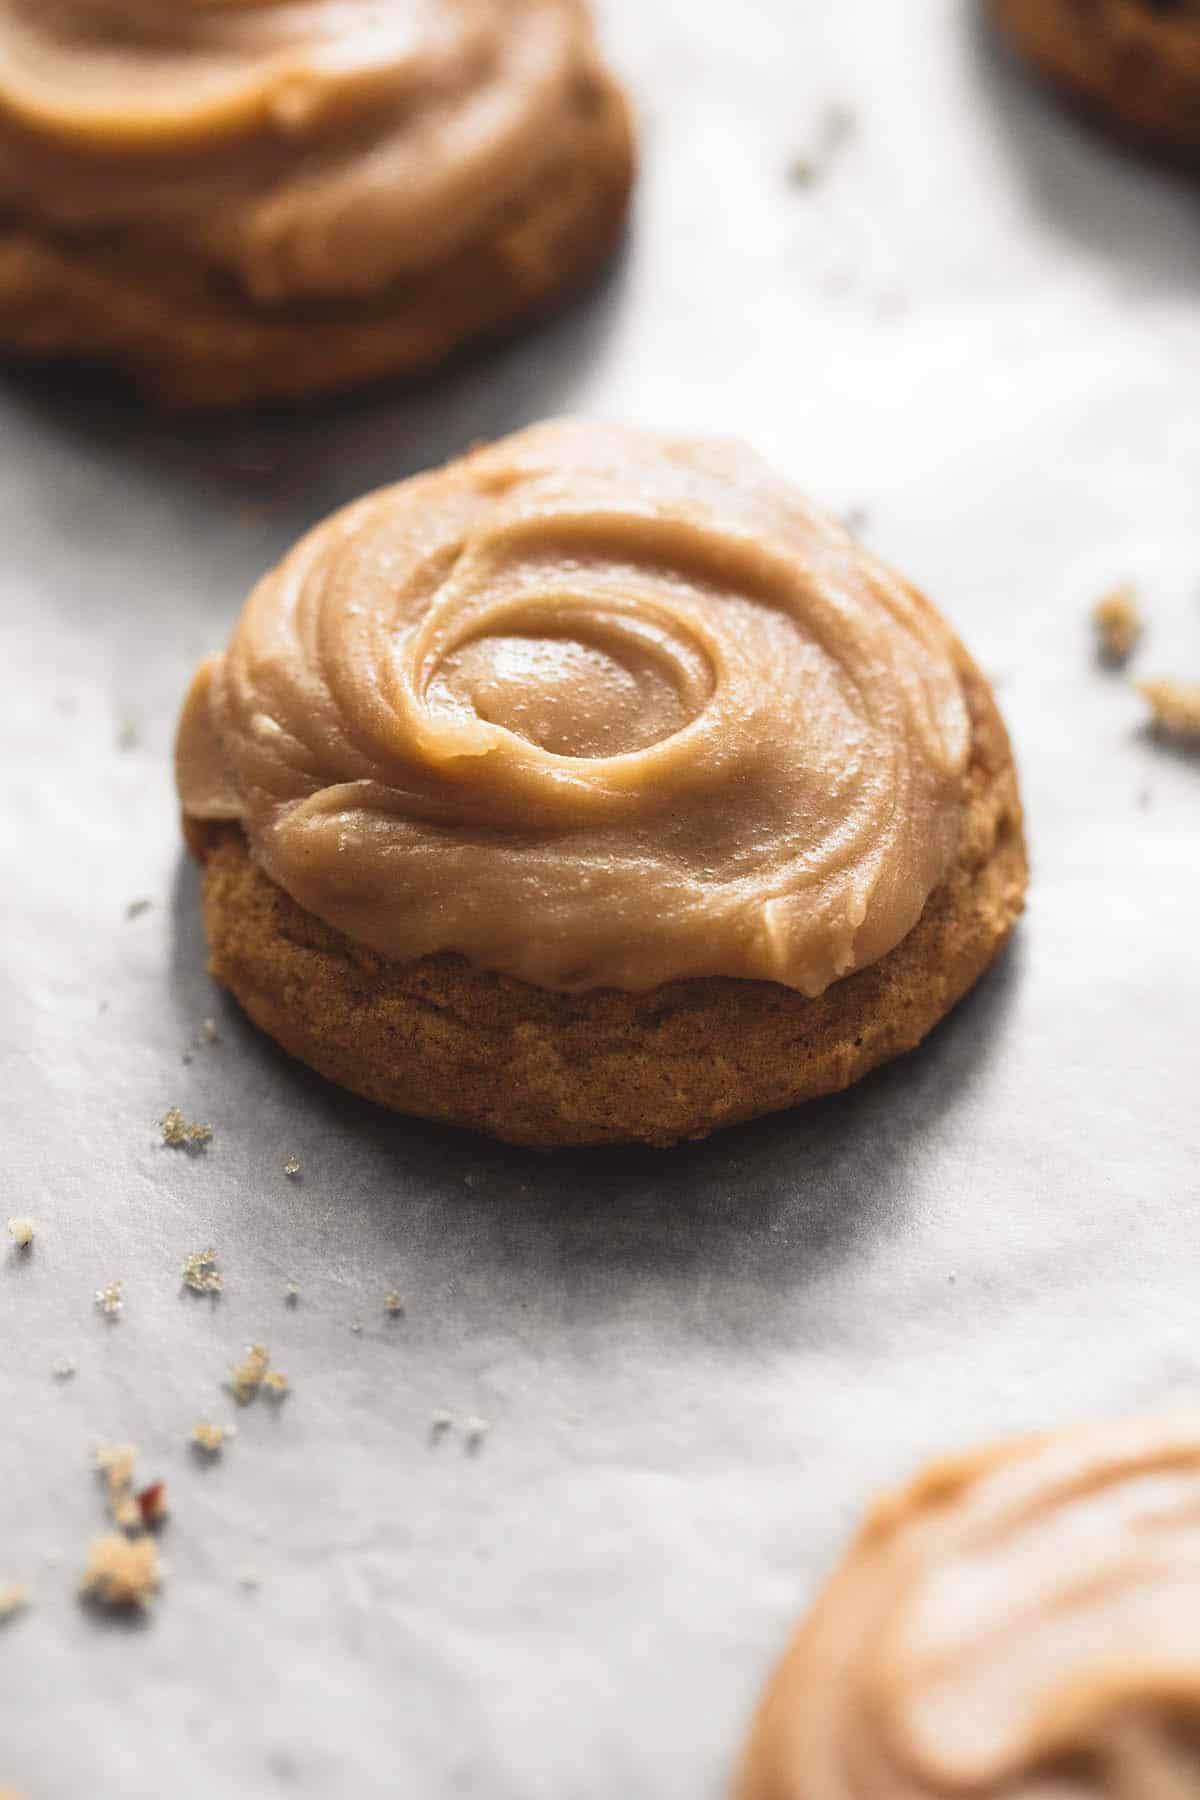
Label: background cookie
xmin=990 ymin=0 xmax=1200 ymax=155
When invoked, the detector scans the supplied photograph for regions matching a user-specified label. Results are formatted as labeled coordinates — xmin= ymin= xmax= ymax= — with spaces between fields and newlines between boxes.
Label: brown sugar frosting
xmin=0 ymin=0 xmax=615 ymax=304
xmin=177 ymin=420 xmax=972 ymax=996
xmin=735 ymin=1413 xmax=1200 ymax=1800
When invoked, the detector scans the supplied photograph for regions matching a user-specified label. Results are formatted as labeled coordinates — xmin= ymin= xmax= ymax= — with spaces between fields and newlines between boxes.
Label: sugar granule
xmin=429 ymin=1410 xmax=453 ymax=1438
xmin=191 ymin=1421 xmax=225 ymax=1455
xmin=95 ymin=1280 xmax=123 ymax=1318
xmin=237 ymin=1566 xmax=261 ymax=1589
xmin=1139 ymin=679 xmax=1200 ymax=745
xmin=7 ymin=1217 xmax=34 ymax=1249
xmin=79 ymin=1533 xmax=160 ymax=1608
xmin=464 ymin=1416 xmax=491 ymax=1450
xmin=0 ymin=1582 xmax=29 ymax=1621
xmin=1093 ymin=584 xmax=1141 ymax=665
xmin=229 ymin=1343 xmax=270 ymax=1404
xmin=284 ymin=1280 xmax=300 ymax=1305
xmin=283 ymin=1156 xmax=301 ymax=1178
xmin=51 ymin=1356 xmax=77 ymax=1381
xmin=384 ymin=1290 xmax=404 ymax=1316
xmin=181 ymin=1246 xmax=223 ymax=1295
xmin=199 ymin=1018 xmax=219 ymax=1044
xmin=160 ymin=1106 xmax=212 ymax=1150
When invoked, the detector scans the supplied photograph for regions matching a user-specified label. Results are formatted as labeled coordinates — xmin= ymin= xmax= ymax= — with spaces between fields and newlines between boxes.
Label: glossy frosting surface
xmin=177 ymin=420 xmax=971 ymax=994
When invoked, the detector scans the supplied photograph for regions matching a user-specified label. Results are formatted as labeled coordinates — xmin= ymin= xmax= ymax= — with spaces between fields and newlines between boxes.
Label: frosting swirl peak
xmin=177 ymin=421 xmax=971 ymax=995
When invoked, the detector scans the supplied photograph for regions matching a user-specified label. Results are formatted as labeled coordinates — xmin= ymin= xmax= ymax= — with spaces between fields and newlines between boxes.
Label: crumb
xmin=181 ymin=1246 xmax=222 ymax=1296
xmin=79 ymin=1533 xmax=160 ymax=1608
xmin=464 ymin=1416 xmax=490 ymax=1451
xmin=0 ymin=1582 xmax=29 ymax=1621
xmin=7 ymin=1216 xmax=34 ymax=1249
xmin=51 ymin=1355 xmax=77 ymax=1381
xmin=199 ymin=1018 xmax=219 ymax=1044
xmin=94 ymin=1280 xmax=123 ymax=1319
xmin=1094 ymin=584 xmax=1141 ymax=665
xmin=282 ymin=1155 xmax=301 ymax=1178
xmin=229 ymin=1343 xmax=270 ymax=1404
xmin=1139 ymin=679 xmax=1200 ymax=745
xmin=350 ymin=1322 xmax=363 ymax=1335
xmin=191 ymin=1421 xmax=225 ymax=1455
xmin=95 ymin=1442 xmax=141 ymax=1530
xmin=384 ymin=1290 xmax=403 ymax=1316
xmin=284 ymin=1280 xmax=300 ymax=1305
xmin=786 ymin=153 xmax=819 ymax=187
xmin=124 ymin=897 xmax=151 ymax=920
xmin=160 ymin=1106 xmax=212 ymax=1150
xmin=263 ymin=1370 xmax=289 ymax=1399
xmin=429 ymin=1409 xmax=453 ymax=1439
xmin=236 ymin=1565 xmax=261 ymax=1589
xmin=136 ymin=1482 xmax=168 ymax=1528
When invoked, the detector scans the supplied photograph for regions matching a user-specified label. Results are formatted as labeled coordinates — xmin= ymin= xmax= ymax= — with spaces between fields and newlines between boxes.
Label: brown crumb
xmin=191 ymin=1420 xmax=225 ymax=1455
xmin=1139 ymin=679 xmax=1200 ymax=745
xmin=384 ymin=1290 xmax=404 ymax=1316
xmin=181 ymin=1247 xmax=223 ymax=1295
xmin=263 ymin=1369 xmax=290 ymax=1399
xmin=0 ymin=1581 xmax=30 ymax=1621
xmin=136 ymin=1481 xmax=168 ymax=1528
xmin=229 ymin=1343 xmax=270 ymax=1404
xmin=1093 ymin=584 xmax=1141 ymax=665
xmin=125 ymin=897 xmax=152 ymax=920
xmin=79 ymin=1533 xmax=160 ymax=1608
xmin=160 ymin=1106 xmax=212 ymax=1150
xmin=95 ymin=1442 xmax=141 ymax=1530
xmin=7 ymin=1216 xmax=34 ymax=1249
xmin=283 ymin=1155 xmax=301 ymax=1178
xmin=94 ymin=1279 xmax=123 ymax=1318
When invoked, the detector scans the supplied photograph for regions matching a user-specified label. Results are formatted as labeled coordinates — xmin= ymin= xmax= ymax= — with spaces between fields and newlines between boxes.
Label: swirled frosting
xmin=736 ymin=1414 xmax=1200 ymax=1800
xmin=0 ymin=0 xmax=614 ymax=302
xmin=176 ymin=420 xmax=971 ymax=995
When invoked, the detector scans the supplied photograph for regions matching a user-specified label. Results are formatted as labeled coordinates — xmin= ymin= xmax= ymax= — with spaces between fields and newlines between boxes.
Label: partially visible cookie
xmin=990 ymin=0 xmax=1200 ymax=155
xmin=0 ymin=1 xmax=634 ymax=407
xmin=176 ymin=421 xmax=1026 ymax=1148
xmin=735 ymin=1412 xmax=1200 ymax=1800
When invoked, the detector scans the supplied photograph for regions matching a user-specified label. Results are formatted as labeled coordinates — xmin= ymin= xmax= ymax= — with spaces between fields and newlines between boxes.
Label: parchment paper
xmin=2 ymin=3 xmax=1199 ymax=1795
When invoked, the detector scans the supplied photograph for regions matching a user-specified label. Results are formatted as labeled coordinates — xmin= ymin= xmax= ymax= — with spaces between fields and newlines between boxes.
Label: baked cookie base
xmin=990 ymin=0 xmax=1200 ymax=156
xmin=0 ymin=73 xmax=634 ymax=409
xmin=184 ymin=652 xmax=1027 ymax=1149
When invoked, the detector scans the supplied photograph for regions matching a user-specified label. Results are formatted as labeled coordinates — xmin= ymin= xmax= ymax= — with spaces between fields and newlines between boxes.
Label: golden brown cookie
xmin=990 ymin=0 xmax=1200 ymax=156
xmin=734 ymin=1412 xmax=1200 ymax=1800
xmin=176 ymin=421 xmax=1026 ymax=1149
xmin=0 ymin=2 xmax=634 ymax=408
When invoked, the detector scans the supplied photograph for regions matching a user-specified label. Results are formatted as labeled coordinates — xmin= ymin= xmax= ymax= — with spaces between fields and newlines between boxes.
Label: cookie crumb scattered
xmin=191 ymin=1421 xmax=225 ymax=1455
xmin=383 ymin=1290 xmax=403 ymax=1316
xmin=263 ymin=1370 xmax=290 ymax=1399
xmin=124 ymin=897 xmax=151 ymax=921
xmin=282 ymin=1155 xmax=301 ymax=1178
xmin=94 ymin=1280 xmax=123 ymax=1319
xmin=79 ymin=1533 xmax=160 ymax=1608
xmin=350 ymin=1322 xmax=363 ymax=1335
xmin=0 ymin=1582 xmax=29 ymax=1621
xmin=181 ymin=1246 xmax=223 ymax=1295
xmin=429 ymin=1409 xmax=453 ymax=1439
xmin=51 ymin=1355 xmax=77 ymax=1381
xmin=7 ymin=1216 xmax=34 ymax=1249
xmin=160 ymin=1106 xmax=212 ymax=1150
xmin=464 ymin=1416 xmax=490 ymax=1451
xmin=1138 ymin=679 xmax=1200 ymax=745
xmin=229 ymin=1343 xmax=270 ymax=1404
xmin=95 ymin=1442 xmax=141 ymax=1530
xmin=236 ymin=1565 xmax=261 ymax=1589
xmin=284 ymin=1280 xmax=300 ymax=1305
xmin=1093 ymin=584 xmax=1141 ymax=665
xmin=199 ymin=1018 xmax=219 ymax=1044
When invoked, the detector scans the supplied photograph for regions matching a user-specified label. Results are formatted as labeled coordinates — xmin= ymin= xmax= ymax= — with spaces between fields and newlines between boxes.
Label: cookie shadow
xmin=0 ymin=229 xmax=634 ymax=524
xmin=167 ymin=846 xmax=1025 ymax=1317
xmin=967 ymin=3 xmax=1200 ymax=297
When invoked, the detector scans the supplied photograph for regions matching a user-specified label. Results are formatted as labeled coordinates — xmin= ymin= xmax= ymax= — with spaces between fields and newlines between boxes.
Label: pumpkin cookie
xmin=176 ymin=421 xmax=1026 ymax=1147
xmin=990 ymin=0 xmax=1200 ymax=156
xmin=735 ymin=1411 xmax=1200 ymax=1800
xmin=0 ymin=0 xmax=634 ymax=408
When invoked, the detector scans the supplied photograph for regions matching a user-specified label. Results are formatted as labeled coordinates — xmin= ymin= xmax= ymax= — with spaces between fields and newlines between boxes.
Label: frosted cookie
xmin=0 ymin=0 xmax=634 ymax=407
xmin=991 ymin=0 xmax=1200 ymax=156
xmin=176 ymin=420 xmax=1026 ymax=1147
xmin=735 ymin=1411 xmax=1200 ymax=1800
